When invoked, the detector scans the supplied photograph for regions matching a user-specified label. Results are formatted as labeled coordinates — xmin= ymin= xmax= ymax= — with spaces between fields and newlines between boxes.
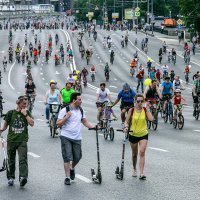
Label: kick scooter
xmin=89 ymin=125 xmax=102 ymax=184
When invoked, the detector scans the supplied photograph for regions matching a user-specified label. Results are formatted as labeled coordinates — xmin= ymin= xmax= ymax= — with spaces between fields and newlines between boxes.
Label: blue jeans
xmin=137 ymin=78 xmax=144 ymax=92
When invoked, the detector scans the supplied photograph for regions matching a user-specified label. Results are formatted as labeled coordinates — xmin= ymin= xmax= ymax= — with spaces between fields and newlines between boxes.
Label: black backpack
xmin=66 ymin=106 xmax=84 ymax=121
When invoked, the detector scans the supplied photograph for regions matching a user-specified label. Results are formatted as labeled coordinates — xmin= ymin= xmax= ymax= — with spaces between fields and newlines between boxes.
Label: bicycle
xmin=26 ymin=94 xmax=36 ymax=113
xmin=185 ymin=72 xmax=189 ymax=84
xmin=163 ymin=95 xmax=173 ymax=124
xmin=0 ymin=92 xmax=4 ymax=117
xmin=156 ymin=99 xmax=163 ymax=118
xmin=101 ymin=118 xmax=117 ymax=141
xmin=172 ymin=104 xmax=184 ymax=129
xmin=49 ymin=103 xmax=61 ymax=138
xmin=146 ymin=100 xmax=158 ymax=130
xmin=172 ymin=55 xmax=176 ymax=65
xmin=90 ymin=71 xmax=95 ymax=82
xmin=75 ymin=80 xmax=82 ymax=94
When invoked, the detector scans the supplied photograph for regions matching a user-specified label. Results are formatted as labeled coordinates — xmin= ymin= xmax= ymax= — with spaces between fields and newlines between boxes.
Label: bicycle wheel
xmin=164 ymin=114 xmax=168 ymax=123
xmin=147 ymin=120 xmax=151 ymax=129
xmin=109 ymin=127 xmax=114 ymax=141
xmin=52 ymin=117 xmax=57 ymax=138
xmin=172 ymin=119 xmax=177 ymax=129
xmin=178 ymin=115 xmax=184 ymax=130
xmin=169 ymin=113 xmax=173 ymax=124
xmin=49 ymin=116 xmax=54 ymax=137
xmin=195 ymin=110 xmax=199 ymax=120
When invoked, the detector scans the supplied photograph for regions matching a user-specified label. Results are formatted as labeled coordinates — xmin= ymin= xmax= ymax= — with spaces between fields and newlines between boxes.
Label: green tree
xmin=179 ymin=0 xmax=200 ymax=33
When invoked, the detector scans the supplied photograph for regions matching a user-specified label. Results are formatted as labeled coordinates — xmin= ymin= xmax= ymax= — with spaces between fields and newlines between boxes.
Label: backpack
xmin=66 ymin=105 xmax=84 ymax=121
xmin=6 ymin=110 xmax=14 ymax=124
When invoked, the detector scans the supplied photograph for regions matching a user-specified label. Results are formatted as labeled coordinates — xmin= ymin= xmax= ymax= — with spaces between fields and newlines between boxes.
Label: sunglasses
xmin=136 ymin=100 xmax=144 ymax=103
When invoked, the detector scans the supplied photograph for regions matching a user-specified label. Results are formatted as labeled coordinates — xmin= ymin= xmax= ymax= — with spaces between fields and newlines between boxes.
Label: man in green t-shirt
xmin=0 ymin=96 xmax=34 ymax=187
xmin=60 ymin=82 xmax=75 ymax=106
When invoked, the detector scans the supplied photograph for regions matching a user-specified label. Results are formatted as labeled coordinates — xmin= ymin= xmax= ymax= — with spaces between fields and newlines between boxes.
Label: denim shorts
xmin=60 ymin=136 xmax=82 ymax=165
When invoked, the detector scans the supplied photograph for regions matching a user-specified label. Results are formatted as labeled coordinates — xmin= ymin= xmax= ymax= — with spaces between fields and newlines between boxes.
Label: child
xmin=102 ymin=103 xmax=117 ymax=122
xmin=172 ymin=89 xmax=187 ymax=119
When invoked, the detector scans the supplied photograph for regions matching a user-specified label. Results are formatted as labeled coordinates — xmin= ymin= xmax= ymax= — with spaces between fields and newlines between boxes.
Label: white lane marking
xmin=114 ymin=78 xmax=117 ymax=80
xmin=75 ymin=174 xmax=92 ymax=183
xmin=193 ymin=130 xmax=200 ymax=132
xmin=36 ymin=119 xmax=45 ymax=121
xmin=17 ymin=92 xmax=21 ymax=94
xmin=8 ymin=44 xmax=24 ymax=90
xmin=109 ymin=85 xmax=117 ymax=88
xmin=38 ymin=100 xmax=44 ymax=103
xmin=40 ymin=73 xmax=43 ymax=75
xmin=56 ymin=71 xmax=60 ymax=75
xmin=42 ymin=78 xmax=45 ymax=80
xmin=148 ymin=147 xmax=169 ymax=152
xmin=28 ymin=152 xmax=40 ymax=158
xmin=0 ymin=50 xmax=5 ymax=53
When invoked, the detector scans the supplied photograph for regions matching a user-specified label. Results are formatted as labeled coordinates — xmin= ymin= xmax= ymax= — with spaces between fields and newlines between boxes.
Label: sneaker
xmin=8 ymin=178 xmax=14 ymax=186
xmin=70 ymin=169 xmax=75 ymax=180
xmin=64 ymin=177 xmax=71 ymax=185
xmin=20 ymin=177 xmax=27 ymax=187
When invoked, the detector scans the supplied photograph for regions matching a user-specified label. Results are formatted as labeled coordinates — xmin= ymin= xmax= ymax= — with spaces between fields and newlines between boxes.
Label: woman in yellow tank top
xmin=124 ymin=94 xmax=154 ymax=180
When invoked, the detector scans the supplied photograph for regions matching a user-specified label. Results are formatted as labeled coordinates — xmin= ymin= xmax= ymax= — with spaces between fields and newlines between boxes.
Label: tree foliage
xmin=179 ymin=0 xmax=200 ymax=32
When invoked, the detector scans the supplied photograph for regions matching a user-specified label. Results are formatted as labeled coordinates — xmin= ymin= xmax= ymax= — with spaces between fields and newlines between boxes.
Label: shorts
xmin=162 ymin=94 xmax=172 ymax=101
xmin=60 ymin=136 xmax=82 ymax=165
xmin=129 ymin=134 xmax=148 ymax=144
xmin=120 ymin=102 xmax=134 ymax=110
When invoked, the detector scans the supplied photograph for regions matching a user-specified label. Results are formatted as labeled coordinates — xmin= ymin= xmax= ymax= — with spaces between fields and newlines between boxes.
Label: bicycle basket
xmin=50 ymin=104 xmax=60 ymax=113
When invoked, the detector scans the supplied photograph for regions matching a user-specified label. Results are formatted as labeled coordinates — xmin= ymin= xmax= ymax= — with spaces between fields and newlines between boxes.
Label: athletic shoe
xmin=70 ymin=169 xmax=75 ymax=180
xmin=20 ymin=177 xmax=27 ymax=187
xmin=64 ymin=177 xmax=71 ymax=185
xmin=8 ymin=178 xmax=14 ymax=186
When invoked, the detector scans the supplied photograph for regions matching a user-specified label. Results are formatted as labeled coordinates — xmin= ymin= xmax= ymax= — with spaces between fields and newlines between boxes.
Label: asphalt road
xmin=0 ymin=18 xmax=200 ymax=200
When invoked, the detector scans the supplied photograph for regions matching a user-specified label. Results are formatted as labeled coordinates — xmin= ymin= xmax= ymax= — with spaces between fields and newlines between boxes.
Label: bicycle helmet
xmin=123 ymin=83 xmax=130 ymax=90
xmin=106 ymin=102 xmax=113 ymax=107
xmin=175 ymin=89 xmax=181 ymax=93
xmin=50 ymin=80 xmax=55 ymax=84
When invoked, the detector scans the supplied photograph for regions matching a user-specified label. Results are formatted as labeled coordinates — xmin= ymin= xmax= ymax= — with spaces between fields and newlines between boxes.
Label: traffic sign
xmin=177 ymin=19 xmax=182 ymax=25
xmin=135 ymin=11 xmax=140 ymax=17
xmin=135 ymin=7 xmax=140 ymax=12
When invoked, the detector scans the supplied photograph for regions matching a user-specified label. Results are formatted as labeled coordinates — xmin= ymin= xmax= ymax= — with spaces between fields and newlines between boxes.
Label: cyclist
xmin=104 ymin=62 xmax=110 ymax=77
xmin=102 ymin=102 xmax=117 ymax=120
xmin=143 ymin=79 xmax=162 ymax=113
xmin=162 ymin=41 xmax=167 ymax=53
xmin=161 ymin=64 xmax=169 ymax=79
xmin=102 ymin=37 xmax=106 ymax=48
xmin=60 ymin=82 xmax=75 ymax=106
xmin=44 ymin=80 xmax=62 ymax=123
xmin=136 ymin=66 xmax=144 ymax=93
xmin=67 ymin=74 xmax=75 ymax=87
xmin=171 ymin=48 xmax=176 ymax=62
xmin=184 ymin=65 xmax=190 ymax=83
xmin=192 ymin=74 xmax=200 ymax=116
xmin=55 ymin=33 xmax=59 ymax=44
xmin=169 ymin=69 xmax=175 ymax=82
xmin=38 ymin=41 xmax=41 ymax=57
xmin=173 ymin=75 xmax=183 ymax=90
xmin=155 ymin=69 xmax=162 ymax=83
xmin=3 ymin=56 xmax=7 ymax=70
xmin=160 ymin=76 xmax=174 ymax=117
xmin=149 ymin=67 xmax=156 ymax=81
xmin=25 ymin=79 xmax=36 ymax=103
xmin=34 ymin=34 xmax=37 ymax=44
xmin=130 ymin=59 xmax=137 ymax=75
xmin=158 ymin=48 xmax=162 ymax=64
xmin=121 ymin=36 xmax=125 ymax=48
xmin=193 ymin=71 xmax=199 ymax=82
xmin=112 ymin=83 xmax=136 ymax=125
xmin=110 ymin=50 xmax=115 ymax=64
xmin=172 ymin=89 xmax=187 ymax=120
xmin=96 ymin=83 xmax=112 ymax=123
xmin=45 ymin=49 xmax=49 ymax=63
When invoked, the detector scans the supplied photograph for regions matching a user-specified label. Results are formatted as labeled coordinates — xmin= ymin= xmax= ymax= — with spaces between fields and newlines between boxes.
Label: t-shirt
xmin=118 ymin=89 xmax=136 ymax=103
xmin=46 ymin=89 xmax=60 ymax=104
xmin=162 ymin=82 xmax=173 ymax=95
xmin=195 ymin=80 xmax=200 ymax=93
xmin=61 ymin=88 xmax=75 ymax=104
xmin=58 ymin=106 xmax=86 ymax=140
xmin=25 ymin=83 xmax=36 ymax=94
xmin=5 ymin=110 xmax=32 ymax=142
xmin=96 ymin=88 xmax=110 ymax=103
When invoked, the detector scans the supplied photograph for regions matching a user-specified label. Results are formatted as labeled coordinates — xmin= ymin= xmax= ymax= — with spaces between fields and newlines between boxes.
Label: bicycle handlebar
xmin=117 ymin=129 xmax=133 ymax=132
